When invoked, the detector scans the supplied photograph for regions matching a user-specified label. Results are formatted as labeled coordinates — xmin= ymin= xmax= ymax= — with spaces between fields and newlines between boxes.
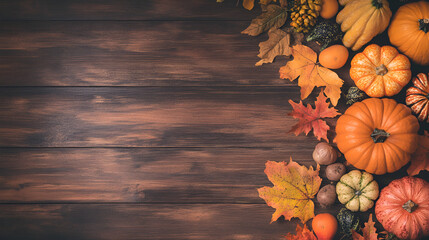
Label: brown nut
xmin=312 ymin=142 xmax=338 ymax=165
xmin=326 ymin=163 xmax=346 ymax=181
xmin=317 ymin=184 xmax=336 ymax=208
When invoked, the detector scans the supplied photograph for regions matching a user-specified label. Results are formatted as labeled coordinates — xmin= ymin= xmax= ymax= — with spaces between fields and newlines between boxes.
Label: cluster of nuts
xmin=290 ymin=0 xmax=322 ymax=33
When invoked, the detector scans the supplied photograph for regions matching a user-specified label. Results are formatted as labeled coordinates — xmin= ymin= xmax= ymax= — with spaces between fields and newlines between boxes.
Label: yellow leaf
xmin=258 ymin=158 xmax=322 ymax=223
xmin=243 ymin=0 xmax=255 ymax=10
xmin=279 ymin=45 xmax=344 ymax=106
xmin=256 ymin=28 xmax=292 ymax=66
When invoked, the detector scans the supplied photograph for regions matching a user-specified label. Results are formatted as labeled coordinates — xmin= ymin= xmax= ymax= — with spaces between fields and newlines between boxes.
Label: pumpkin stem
xmin=375 ymin=64 xmax=388 ymax=76
xmin=371 ymin=128 xmax=390 ymax=143
xmin=372 ymin=0 xmax=383 ymax=9
xmin=419 ymin=19 xmax=429 ymax=33
xmin=402 ymin=200 xmax=418 ymax=213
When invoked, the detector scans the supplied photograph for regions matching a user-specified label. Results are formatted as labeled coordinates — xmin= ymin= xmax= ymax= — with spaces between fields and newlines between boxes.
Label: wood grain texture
xmin=0 ymin=147 xmax=318 ymax=203
xmin=1 ymin=147 xmax=424 ymax=204
xmin=0 ymin=204 xmax=345 ymax=240
xmin=0 ymin=87 xmax=334 ymax=147
xmin=0 ymin=0 xmax=258 ymax=21
xmin=0 ymin=21 xmax=309 ymax=86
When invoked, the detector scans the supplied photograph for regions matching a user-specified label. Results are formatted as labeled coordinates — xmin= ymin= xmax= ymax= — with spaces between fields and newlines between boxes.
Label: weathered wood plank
xmin=0 ymin=21 xmax=304 ymax=86
xmin=0 ymin=0 xmax=258 ymax=21
xmin=0 ymin=147 xmax=318 ymax=203
xmin=0 ymin=87 xmax=332 ymax=147
xmin=0 ymin=203 xmax=344 ymax=240
xmin=1 ymin=147 xmax=424 ymax=203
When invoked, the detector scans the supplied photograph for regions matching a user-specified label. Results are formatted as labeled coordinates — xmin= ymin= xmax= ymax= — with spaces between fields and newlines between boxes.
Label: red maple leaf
xmin=284 ymin=224 xmax=317 ymax=240
xmin=288 ymin=90 xmax=340 ymax=142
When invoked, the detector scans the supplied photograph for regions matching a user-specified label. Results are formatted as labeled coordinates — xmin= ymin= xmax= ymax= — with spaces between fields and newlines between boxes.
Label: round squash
xmin=375 ymin=177 xmax=429 ymax=240
xmin=350 ymin=44 xmax=411 ymax=97
xmin=320 ymin=0 xmax=339 ymax=19
xmin=335 ymin=98 xmax=419 ymax=175
xmin=319 ymin=45 xmax=349 ymax=69
xmin=388 ymin=1 xmax=429 ymax=65
xmin=336 ymin=0 xmax=392 ymax=51
xmin=336 ymin=170 xmax=379 ymax=212
xmin=406 ymin=73 xmax=429 ymax=122
xmin=312 ymin=213 xmax=338 ymax=240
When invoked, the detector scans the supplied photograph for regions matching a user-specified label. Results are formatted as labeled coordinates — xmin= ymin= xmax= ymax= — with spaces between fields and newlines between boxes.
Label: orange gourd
xmin=406 ymin=73 xmax=429 ymax=122
xmin=388 ymin=1 xmax=429 ymax=66
xmin=312 ymin=213 xmax=337 ymax=240
xmin=350 ymin=44 xmax=412 ymax=97
xmin=335 ymin=98 xmax=419 ymax=175
xmin=319 ymin=45 xmax=349 ymax=69
xmin=375 ymin=177 xmax=429 ymax=240
xmin=320 ymin=0 xmax=339 ymax=19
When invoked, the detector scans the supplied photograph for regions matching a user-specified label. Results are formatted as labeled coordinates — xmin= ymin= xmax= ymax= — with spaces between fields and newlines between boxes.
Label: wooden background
xmin=0 ymin=0 xmax=427 ymax=239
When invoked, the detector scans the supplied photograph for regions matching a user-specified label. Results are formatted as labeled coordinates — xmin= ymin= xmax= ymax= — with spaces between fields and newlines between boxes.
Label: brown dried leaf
xmin=256 ymin=29 xmax=292 ymax=66
xmin=241 ymin=4 xmax=287 ymax=36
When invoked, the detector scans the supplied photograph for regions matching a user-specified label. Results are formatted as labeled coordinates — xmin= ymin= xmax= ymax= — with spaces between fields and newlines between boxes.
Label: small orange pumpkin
xmin=388 ymin=1 xmax=429 ymax=65
xmin=350 ymin=44 xmax=411 ymax=97
xmin=335 ymin=98 xmax=419 ymax=175
xmin=375 ymin=176 xmax=429 ymax=240
xmin=406 ymin=73 xmax=429 ymax=122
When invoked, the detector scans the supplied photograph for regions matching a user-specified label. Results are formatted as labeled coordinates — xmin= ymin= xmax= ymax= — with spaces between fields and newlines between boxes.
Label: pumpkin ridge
xmin=358 ymin=99 xmax=377 ymax=126
xmin=352 ymin=141 xmax=375 ymax=170
xmin=361 ymin=194 xmax=376 ymax=202
xmin=344 ymin=194 xmax=358 ymax=206
xmin=339 ymin=181 xmax=355 ymax=192
xmin=383 ymin=73 xmax=406 ymax=87
xmin=342 ymin=114 xmax=374 ymax=132
xmin=362 ymin=52 xmax=378 ymax=68
xmin=380 ymin=143 xmax=398 ymax=172
xmin=407 ymin=97 xmax=428 ymax=106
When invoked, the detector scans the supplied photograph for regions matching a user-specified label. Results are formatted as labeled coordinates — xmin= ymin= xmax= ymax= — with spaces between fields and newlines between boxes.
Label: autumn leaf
xmin=258 ymin=158 xmax=322 ymax=223
xmin=407 ymin=131 xmax=429 ymax=176
xmin=288 ymin=90 xmax=340 ymax=142
xmin=352 ymin=214 xmax=378 ymax=240
xmin=255 ymin=29 xmax=291 ymax=66
xmin=241 ymin=4 xmax=287 ymax=36
xmin=284 ymin=224 xmax=317 ymax=240
xmin=279 ymin=44 xmax=344 ymax=106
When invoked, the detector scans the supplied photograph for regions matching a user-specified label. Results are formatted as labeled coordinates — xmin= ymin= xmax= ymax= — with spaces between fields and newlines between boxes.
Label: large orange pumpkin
xmin=406 ymin=73 xmax=429 ymax=122
xmin=375 ymin=177 xmax=429 ymax=240
xmin=335 ymin=98 xmax=419 ymax=175
xmin=388 ymin=1 xmax=429 ymax=66
xmin=350 ymin=44 xmax=411 ymax=97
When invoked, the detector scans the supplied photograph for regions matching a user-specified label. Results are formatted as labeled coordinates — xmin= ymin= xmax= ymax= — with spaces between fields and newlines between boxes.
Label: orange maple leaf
xmin=284 ymin=224 xmax=317 ymax=240
xmin=352 ymin=214 xmax=378 ymax=240
xmin=258 ymin=158 xmax=322 ymax=224
xmin=285 ymin=224 xmax=317 ymax=240
xmin=279 ymin=44 xmax=344 ymax=106
xmin=288 ymin=90 xmax=340 ymax=142
xmin=407 ymin=131 xmax=429 ymax=176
